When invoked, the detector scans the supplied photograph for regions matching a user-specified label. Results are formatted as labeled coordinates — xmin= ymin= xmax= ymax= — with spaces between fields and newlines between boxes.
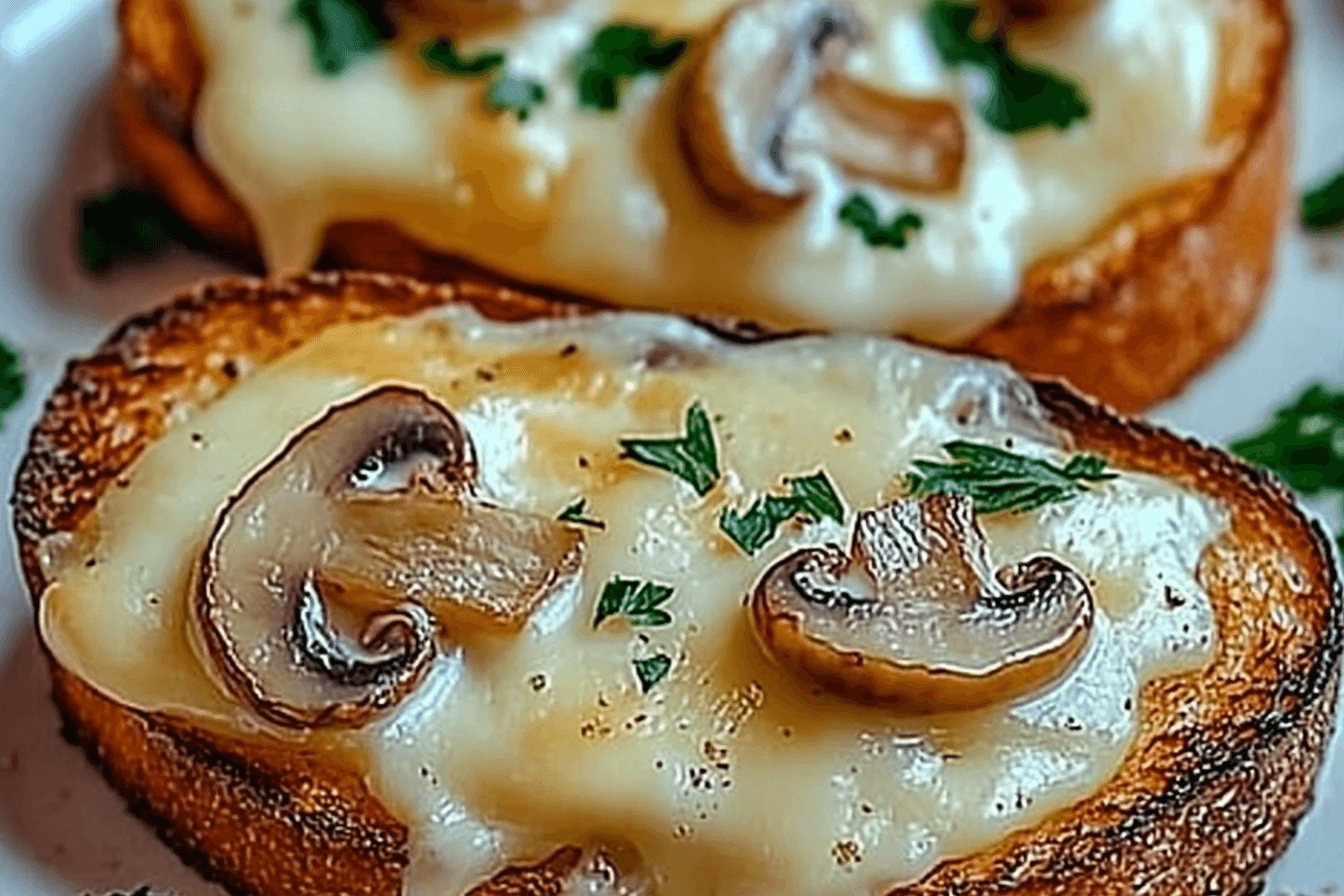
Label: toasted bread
xmin=11 ymin=270 xmax=1340 ymax=896
xmin=108 ymin=0 xmax=1290 ymax=414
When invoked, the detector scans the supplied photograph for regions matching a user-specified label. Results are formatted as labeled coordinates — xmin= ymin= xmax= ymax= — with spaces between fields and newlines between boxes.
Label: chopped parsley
xmin=558 ymin=498 xmax=605 ymax=529
xmin=1232 ymin=383 xmax=1344 ymax=549
xmin=619 ymin=402 xmax=720 ymax=496
xmin=571 ymin=24 xmax=688 ymax=111
xmin=923 ymin=0 xmax=1090 ymax=134
xmin=594 ymin=577 xmax=675 ymax=628
xmin=486 ymin=74 xmax=548 ymax=121
xmin=907 ymin=441 xmax=1116 ymax=515
xmin=720 ymin=471 xmax=846 ymax=555
xmin=838 ymin=194 xmax=924 ymax=250
xmin=289 ymin=0 xmax=393 ymax=76
xmin=1301 ymin=164 xmax=1344 ymax=231
xmin=78 ymin=187 xmax=197 ymax=271
xmin=420 ymin=39 xmax=505 ymax=76
xmin=633 ymin=653 xmax=673 ymax=692
xmin=419 ymin=39 xmax=548 ymax=120
xmin=1 ymin=339 xmax=23 ymax=427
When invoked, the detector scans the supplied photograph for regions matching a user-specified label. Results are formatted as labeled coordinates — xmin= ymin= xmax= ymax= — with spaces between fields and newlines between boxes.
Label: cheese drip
xmin=40 ymin=308 xmax=1222 ymax=896
xmin=186 ymin=0 xmax=1224 ymax=341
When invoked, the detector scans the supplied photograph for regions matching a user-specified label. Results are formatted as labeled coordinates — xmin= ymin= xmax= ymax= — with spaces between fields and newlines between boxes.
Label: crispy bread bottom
xmin=111 ymin=0 xmax=1290 ymax=413
xmin=12 ymin=271 xmax=1341 ymax=896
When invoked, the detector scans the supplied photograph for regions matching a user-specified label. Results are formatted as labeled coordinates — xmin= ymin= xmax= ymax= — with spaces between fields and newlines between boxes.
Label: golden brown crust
xmin=967 ymin=0 xmax=1291 ymax=411
xmin=11 ymin=271 xmax=1341 ymax=896
xmin=51 ymin=664 xmax=410 ymax=896
xmin=109 ymin=0 xmax=1290 ymax=413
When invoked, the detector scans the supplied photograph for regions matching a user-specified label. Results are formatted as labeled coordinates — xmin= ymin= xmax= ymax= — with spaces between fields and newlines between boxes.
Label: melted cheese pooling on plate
xmin=41 ymin=308 xmax=1223 ymax=896
xmin=185 ymin=0 xmax=1226 ymax=340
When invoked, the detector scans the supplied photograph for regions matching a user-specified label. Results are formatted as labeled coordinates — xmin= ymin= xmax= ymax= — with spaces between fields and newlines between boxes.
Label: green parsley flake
xmin=619 ymin=402 xmax=720 ymax=496
xmin=78 ymin=187 xmax=196 ymax=271
xmin=572 ymin=24 xmax=688 ymax=111
xmin=558 ymin=498 xmax=605 ymax=529
xmin=907 ymin=441 xmax=1116 ymax=515
xmin=838 ymin=194 xmax=924 ymax=250
xmin=633 ymin=653 xmax=673 ymax=693
xmin=1301 ymin=164 xmax=1344 ymax=231
xmin=720 ymin=471 xmax=846 ymax=555
xmin=594 ymin=577 xmax=675 ymax=628
xmin=419 ymin=39 xmax=547 ymax=120
xmin=1232 ymin=384 xmax=1344 ymax=551
xmin=923 ymin=0 xmax=1090 ymax=134
xmin=419 ymin=39 xmax=505 ymax=76
xmin=1 ymin=339 xmax=25 ymax=426
xmin=289 ymin=0 xmax=393 ymax=76
xmin=486 ymin=74 xmax=548 ymax=121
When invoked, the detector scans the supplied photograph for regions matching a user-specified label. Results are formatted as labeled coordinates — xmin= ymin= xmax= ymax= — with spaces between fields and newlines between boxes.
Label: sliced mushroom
xmin=196 ymin=386 xmax=583 ymax=729
xmin=750 ymin=493 xmax=1092 ymax=712
xmin=680 ymin=0 xmax=965 ymax=219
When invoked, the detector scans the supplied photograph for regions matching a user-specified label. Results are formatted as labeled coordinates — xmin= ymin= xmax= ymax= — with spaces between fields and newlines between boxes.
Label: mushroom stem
xmin=679 ymin=0 xmax=966 ymax=220
xmin=799 ymin=75 xmax=965 ymax=194
xmin=328 ymin=491 xmax=583 ymax=633
xmin=750 ymin=494 xmax=1094 ymax=712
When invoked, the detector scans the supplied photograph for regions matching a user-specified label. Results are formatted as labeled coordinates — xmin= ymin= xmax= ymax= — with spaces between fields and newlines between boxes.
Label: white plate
xmin=0 ymin=1 xmax=1341 ymax=893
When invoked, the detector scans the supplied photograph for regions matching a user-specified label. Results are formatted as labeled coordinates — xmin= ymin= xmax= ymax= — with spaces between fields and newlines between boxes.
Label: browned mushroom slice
xmin=751 ymin=493 xmax=1092 ymax=712
xmin=680 ymin=0 xmax=965 ymax=219
xmin=196 ymin=386 xmax=583 ymax=729
xmin=325 ymin=491 xmax=586 ymax=633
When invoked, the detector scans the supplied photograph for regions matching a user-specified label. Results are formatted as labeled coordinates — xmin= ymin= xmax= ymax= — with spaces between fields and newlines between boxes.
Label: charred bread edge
xmin=12 ymin=271 xmax=1341 ymax=896
xmin=110 ymin=0 xmax=1289 ymax=413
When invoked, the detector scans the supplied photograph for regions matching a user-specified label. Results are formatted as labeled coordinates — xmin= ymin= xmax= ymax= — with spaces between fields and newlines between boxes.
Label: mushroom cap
xmin=196 ymin=385 xmax=582 ymax=729
xmin=679 ymin=0 xmax=965 ymax=219
xmin=751 ymin=494 xmax=1093 ymax=712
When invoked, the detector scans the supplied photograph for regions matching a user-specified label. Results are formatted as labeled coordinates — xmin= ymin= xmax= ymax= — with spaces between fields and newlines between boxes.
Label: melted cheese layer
xmin=41 ymin=309 xmax=1222 ymax=896
xmin=186 ymin=0 xmax=1224 ymax=341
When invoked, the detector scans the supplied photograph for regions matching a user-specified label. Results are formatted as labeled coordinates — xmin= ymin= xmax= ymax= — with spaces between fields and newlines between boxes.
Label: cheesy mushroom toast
xmin=13 ymin=271 xmax=1338 ymax=896
xmin=113 ymin=0 xmax=1288 ymax=412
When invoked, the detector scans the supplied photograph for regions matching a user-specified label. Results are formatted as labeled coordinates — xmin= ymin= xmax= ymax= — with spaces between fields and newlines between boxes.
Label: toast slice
xmin=109 ymin=0 xmax=1290 ymax=414
xmin=11 ymin=270 xmax=1340 ymax=896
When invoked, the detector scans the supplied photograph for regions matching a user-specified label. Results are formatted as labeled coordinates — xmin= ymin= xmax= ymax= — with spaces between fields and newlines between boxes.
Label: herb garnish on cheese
xmin=572 ymin=25 xmax=689 ymax=111
xmin=558 ymin=498 xmax=606 ymax=529
xmin=633 ymin=653 xmax=673 ymax=692
xmin=594 ymin=578 xmax=676 ymax=628
xmin=720 ymin=471 xmax=846 ymax=555
xmin=289 ymin=0 xmax=393 ymax=76
xmin=923 ymin=0 xmax=1090 ymax=134
xmin=838 ymin=195 xmax=924 ymax=250
xmin=420 ymin=40 xmax=505 ymax=76
xmin=420 ymin=40 xmax=549 ymax=121
xmin=619 ymin=402 xmax=720 ymax=496
xmin=908 ymin=441 xmax=1116 ymax=514
xmin=485 ymin=75 xmax=549 ymax=121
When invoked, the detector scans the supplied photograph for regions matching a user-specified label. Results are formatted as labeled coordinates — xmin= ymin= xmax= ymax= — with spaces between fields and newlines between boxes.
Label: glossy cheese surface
xmin=40 ymin=308 xmax=1222 ymax=896
xmin=185 ymin=0 xmax=1226 ymax=341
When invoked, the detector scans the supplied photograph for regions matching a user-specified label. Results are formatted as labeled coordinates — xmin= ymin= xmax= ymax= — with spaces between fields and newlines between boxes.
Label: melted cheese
xmin=185 ymin=0 xmax=1225 ymax=341
xmin=40 ymin=308 xmax=1222 ymax=896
